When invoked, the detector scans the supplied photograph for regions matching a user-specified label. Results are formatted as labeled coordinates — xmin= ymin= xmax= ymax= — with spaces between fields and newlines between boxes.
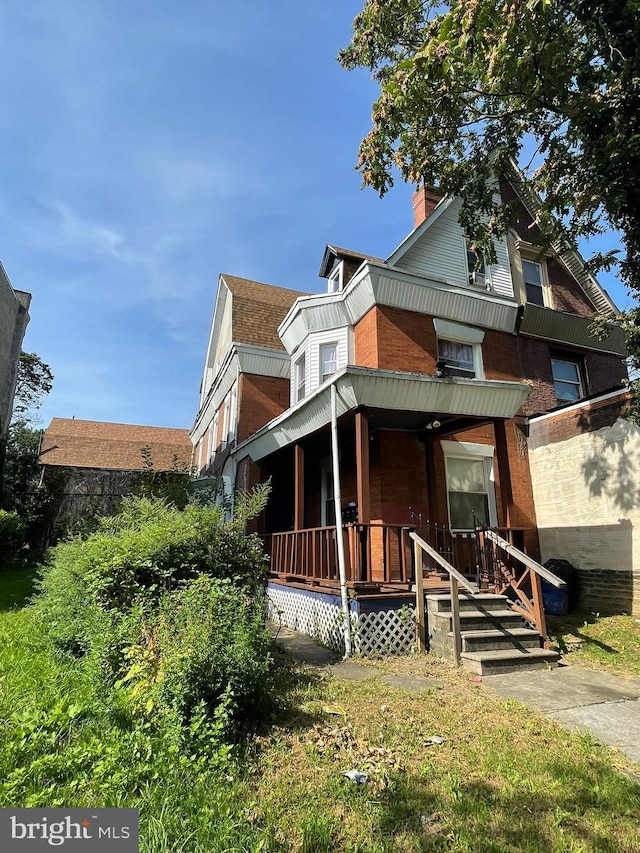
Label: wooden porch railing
xmin=266 ymin=523 xmax=414 ymax=587
xmin=410 ymin=531 xmax=478 ymax=663
xmin=475 ymin=523 xmax=566 ymax=645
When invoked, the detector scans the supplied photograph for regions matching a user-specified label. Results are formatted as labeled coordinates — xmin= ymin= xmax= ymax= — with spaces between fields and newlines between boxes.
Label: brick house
xmin=40 ymin=418 xmax=193 ymax=530
xmin=191 ymin=173 xmax=629 ymax=654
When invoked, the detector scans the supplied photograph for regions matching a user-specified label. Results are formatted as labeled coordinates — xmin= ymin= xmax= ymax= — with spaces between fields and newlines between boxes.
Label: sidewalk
xmin=269 ymin=623 xmax=640 ymax=766
xmin=482 ymin=667 xmax=640 ymax=765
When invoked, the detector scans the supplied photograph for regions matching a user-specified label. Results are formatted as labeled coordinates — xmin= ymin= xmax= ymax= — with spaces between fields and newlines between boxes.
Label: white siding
xmin=395 ymin=199 xmax=514 ymax=299
xmin=213 ymin=293 xmax=233 ymax=375
xmin=289 ymin=327 xmax=350 ymax=405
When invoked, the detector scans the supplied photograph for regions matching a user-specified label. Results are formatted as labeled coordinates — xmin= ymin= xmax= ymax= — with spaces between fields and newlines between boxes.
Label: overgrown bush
xmin=0 ymin=509 xmax=24 ymax=558
xmin=34 ymin=486 xmax=273 ymax=742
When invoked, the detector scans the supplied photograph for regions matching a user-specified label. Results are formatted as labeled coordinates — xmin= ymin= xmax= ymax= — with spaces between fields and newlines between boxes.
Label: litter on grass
xmin=343 ymin=769 xmax=369 ymax=784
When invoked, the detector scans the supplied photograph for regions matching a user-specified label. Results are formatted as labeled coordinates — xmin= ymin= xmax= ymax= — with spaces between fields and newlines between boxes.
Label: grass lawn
xmin=0 ymin=572 xmax=639 ymax=852
xmin=547 ymin=614 xmax=640 ymax=678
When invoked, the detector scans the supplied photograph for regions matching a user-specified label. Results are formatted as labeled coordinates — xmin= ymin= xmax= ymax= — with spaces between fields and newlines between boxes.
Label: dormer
xmin=318 ymin=245 xmax=384 ymax=293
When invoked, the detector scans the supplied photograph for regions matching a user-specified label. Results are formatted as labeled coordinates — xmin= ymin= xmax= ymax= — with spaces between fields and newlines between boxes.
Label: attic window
xmin=327 ymin=261 xmax=344 ymax=293
xmin=523 ymin=259 xmax=545 ymax=306
xmin=465 ymin=240 xmax=486 ymax=288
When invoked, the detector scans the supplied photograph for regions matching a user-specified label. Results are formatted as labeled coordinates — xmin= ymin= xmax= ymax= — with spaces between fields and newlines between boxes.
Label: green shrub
xmin=148 ymin=576 xmax=272 ymax=732
xmin=0 ymin=510 xmax=24 ymax=558
xmin=33 ymin=487 xmax=274 ymax=744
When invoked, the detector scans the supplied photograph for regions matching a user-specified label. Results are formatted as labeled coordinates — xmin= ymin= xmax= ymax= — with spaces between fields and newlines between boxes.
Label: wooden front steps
xmin=426 ymin=591 xmax=560 ymax=675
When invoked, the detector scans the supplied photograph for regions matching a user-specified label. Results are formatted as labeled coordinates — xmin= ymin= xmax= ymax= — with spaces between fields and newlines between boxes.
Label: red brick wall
xmin=369 ymin=431 xmax=429 ymax=524
xmin=528 ymin=391 xmax=632 ymax=450
xmin=354 ymin=307 xmax=380 ymax=367
xmin=237 ymin=374 xmax=290 ymax=443
xmin=500 ymin=181 xmax=597 ymax=316
xmin=517 ymin=337 xmax=627 ymax=417
xmin=436 ymin=422 xmax=539 ymax=557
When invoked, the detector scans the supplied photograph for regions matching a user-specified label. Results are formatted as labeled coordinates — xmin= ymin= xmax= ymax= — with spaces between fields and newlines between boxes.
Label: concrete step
xmin=426 ymin=592 xmax=508 ymax=613
xmin=433 ymin=609 xmax=524 ymax=632
xmin=460 ymin=647 xmax=560 ymax=676
xmin=455 ymin=628 xmax=541 ymax=653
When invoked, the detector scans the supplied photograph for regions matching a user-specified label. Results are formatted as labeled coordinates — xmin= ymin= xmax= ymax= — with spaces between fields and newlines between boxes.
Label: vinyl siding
xmin=394 ymin=199 xmax=514 ymax=299
xmin=290 ymin=327 xmax=351 ymax=406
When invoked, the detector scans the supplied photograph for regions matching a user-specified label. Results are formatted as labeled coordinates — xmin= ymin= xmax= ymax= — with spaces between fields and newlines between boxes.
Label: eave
xmin=518 ymin=304 xmax=627 ymax=356
xmin=235 ymin=366 xmax=531 ymax=462
xmin=279 ymin=262 xmax=519 ymax=355
xmin=190 ymin=343 xmax=291 ymax=443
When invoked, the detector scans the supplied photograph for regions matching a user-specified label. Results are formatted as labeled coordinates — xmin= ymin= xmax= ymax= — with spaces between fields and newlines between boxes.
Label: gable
xmin=200 ymin=275 xmax=306 ymax=405
xmin=389 ymin=198 xmax=514 ymax=299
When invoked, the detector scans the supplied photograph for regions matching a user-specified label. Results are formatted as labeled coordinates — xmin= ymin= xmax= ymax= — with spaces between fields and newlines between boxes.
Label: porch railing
xmin=266 ymin=523 xmax=414 ymax=587
xmin=475 ymin=522 xmax=566 ymax=644
xmin=410 ymin=530 xmax=478 ymax=662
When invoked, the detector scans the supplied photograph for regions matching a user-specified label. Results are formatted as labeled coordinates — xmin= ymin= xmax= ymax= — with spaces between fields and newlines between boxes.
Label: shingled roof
xmin=221 ymin=274 xmax=306 ymax=351
xmin=39 ymin=418 xmax=193 ymax=472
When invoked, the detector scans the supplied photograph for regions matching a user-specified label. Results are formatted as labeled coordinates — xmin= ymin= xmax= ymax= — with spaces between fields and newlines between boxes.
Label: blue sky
xmin=1 ymin=1 xmax=629 ymax=431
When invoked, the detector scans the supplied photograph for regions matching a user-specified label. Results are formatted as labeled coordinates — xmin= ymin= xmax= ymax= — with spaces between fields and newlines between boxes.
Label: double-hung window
xmin=437 ymin=339 xmax=475 ymax=378
xmin=327 ymin=262 xmax=344 ymax=293
xmin=523 ymin=259 xmax=545 ymax=306
xmin=551 ymin=357 xmax=584 ymax=404
xmin=295 ymin=354 xmax=306 ymax=403
xmin=320 ymin=343 xmax=338 ymax=384
xmin=433 ymin=319 xmax=484 ymax=379
xmin=442 ymin=441 xmax=497 ymax=530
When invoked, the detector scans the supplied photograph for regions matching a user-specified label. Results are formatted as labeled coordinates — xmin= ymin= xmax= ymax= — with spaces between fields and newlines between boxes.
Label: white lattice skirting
xmin=266 ymin=584 xmax=416 ymax=656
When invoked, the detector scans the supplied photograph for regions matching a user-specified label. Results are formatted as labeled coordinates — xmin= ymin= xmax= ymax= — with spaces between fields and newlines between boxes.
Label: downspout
xmin=330 ymin=383 xmax=352 ymax=658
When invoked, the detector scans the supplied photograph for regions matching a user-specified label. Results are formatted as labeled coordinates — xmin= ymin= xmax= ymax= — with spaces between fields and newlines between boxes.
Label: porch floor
xmin=268 ymin=571 xmax=462 ymax=600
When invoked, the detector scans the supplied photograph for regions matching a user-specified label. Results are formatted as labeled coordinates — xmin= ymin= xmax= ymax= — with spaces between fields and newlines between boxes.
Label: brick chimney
xmin=412 ymin=185 xmax=443 ymax=229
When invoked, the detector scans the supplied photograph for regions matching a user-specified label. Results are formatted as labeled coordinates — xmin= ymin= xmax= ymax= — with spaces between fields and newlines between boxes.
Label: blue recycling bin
xmin=541 ymin=580 xmax=569 ymax=616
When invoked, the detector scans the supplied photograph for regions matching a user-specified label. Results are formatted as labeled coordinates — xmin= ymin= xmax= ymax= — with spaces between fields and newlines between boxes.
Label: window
xmin=327 ymin=262 xmax=344 ymax=293
xmin=433 ymin=319 xmax=485 ymax=379
xmin=227 ymin=383 xmax=238 ymax=444
xmin=437 ymin=339 xmax=475 ymax=378
xmin=551 ymin=357 xmax=584 ymax=404
xmin=442 ymin=441 xmax=497 ymax=531
xmin=321 ymin=462 xmax=335 ymax=526
xmin=211 ymin=412 xmax=219 ymax=460
xmin=523 ymin=259 xmax=544 ymax=306
xmin=320 ymin=343 xmax=338 ymax=383
xmin=466 ymin=239 xmax=486 ymax=288
xmin=295 ymin=354 xmax=306 ymax=402
xmin=221 ymin=396 xmax=230 ymax=449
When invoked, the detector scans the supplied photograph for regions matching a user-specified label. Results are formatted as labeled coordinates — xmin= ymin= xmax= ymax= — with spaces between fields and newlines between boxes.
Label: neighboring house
xmin=528 ymin=389 xmax=640 ymax=616
xmin=191 ymin=172 xmax=629 ymax=653
xmin=0 ymin=262 xmax=31 ymax=436
xmin=40 ymin=418 xmax=193 ymax=526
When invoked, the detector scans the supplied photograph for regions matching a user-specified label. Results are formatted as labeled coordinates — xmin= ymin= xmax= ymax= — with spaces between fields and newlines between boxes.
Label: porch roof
xmin=235 ymin=366 xmax=531 ymax=462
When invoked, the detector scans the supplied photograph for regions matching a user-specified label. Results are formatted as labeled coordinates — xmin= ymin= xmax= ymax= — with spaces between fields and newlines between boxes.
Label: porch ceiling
xmin=236 ymin=366 xmax=531 ymax=462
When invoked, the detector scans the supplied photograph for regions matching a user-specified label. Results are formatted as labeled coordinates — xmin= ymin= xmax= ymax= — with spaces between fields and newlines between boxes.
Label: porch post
xmin=494 ymin=420 xmax=514 ymax=529
xmin=294 ymin=444 xmax=304 ymax=531
xmin=331 ymin=383 xmax=353 ymax=658
xmin=355 ymin=411 xmax=370 ymax=524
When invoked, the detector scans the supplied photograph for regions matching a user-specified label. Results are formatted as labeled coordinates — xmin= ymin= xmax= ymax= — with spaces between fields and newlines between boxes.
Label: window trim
xmin=319 ymin=341 xmax=339 ymax=384
xmin=295 ymin=353 xmax=306 ymax=403
xmin=464 ymin=237 xmax=489 ymax=290
xmin=551 ymin=355 xmax=585 ymax=405
xmin=516 ymin=243 xmax=553 ymax=308
xmin=441 ymin=440 xmax=497 ymax=531
xmin=433 ymin=319 xmax=485 ymax=379
xmin=327 ymin=261 xmax=344 ymax=293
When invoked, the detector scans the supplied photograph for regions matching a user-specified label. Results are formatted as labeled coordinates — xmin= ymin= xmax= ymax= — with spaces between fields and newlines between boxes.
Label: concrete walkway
xmin=269 ymin=623 xmax=640 ymax=766
xmin=482 ymin=667 xmax=640 ymax=765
